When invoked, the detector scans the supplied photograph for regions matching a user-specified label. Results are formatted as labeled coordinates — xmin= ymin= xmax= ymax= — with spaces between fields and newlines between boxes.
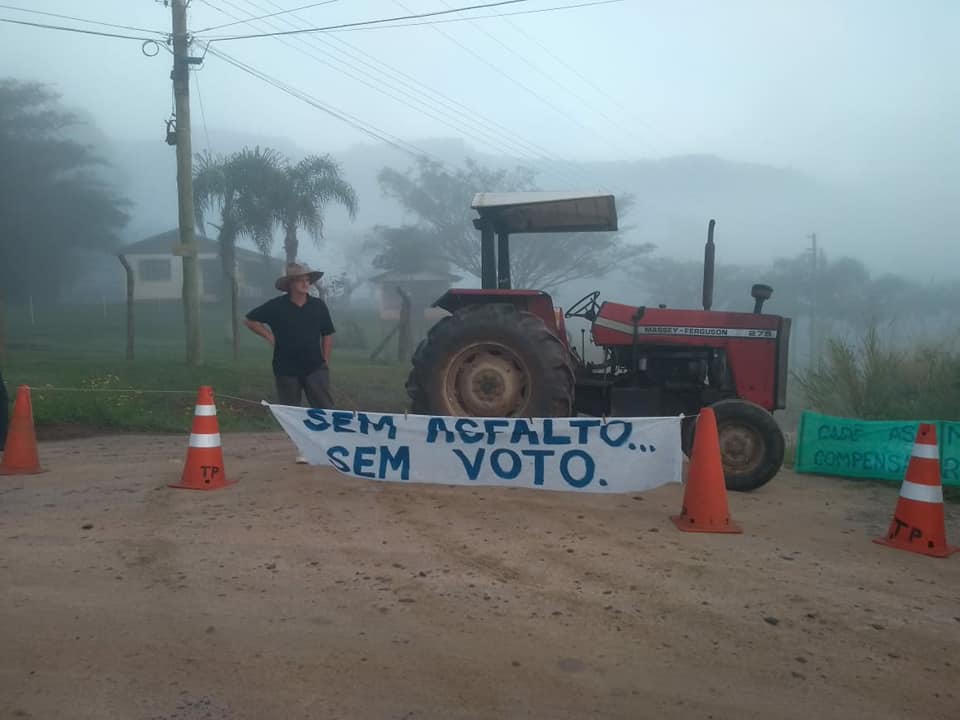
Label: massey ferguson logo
xmin=643 ymin=326 xmax=729 ymax=337
xmin=593 ymin=317 xmax=779 ymax=340
xmin=641 ymin=326 xmax=776 ymax=338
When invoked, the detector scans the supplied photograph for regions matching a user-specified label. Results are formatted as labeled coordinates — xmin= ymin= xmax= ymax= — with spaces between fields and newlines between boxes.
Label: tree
xmin=764 ymin=251 xmax=875 ymax=359
xmin=193 ymin=146 xmax=280 ymax=358
xmin=634 ymin=246 xmax=955 ymax=364
xmin=273 ymin=154 xmax=357 ymax=265
xmin=322 ymin=272 xmax=363 ymax=307
xmin=367 ymin=224 xmax=450 ymax=275
xmin=0 ymin=79 xmax=129 ymax=310
xmin=378 ymin=157 xmax=651 ymax=290
xmin=378 ymin=158 xmax=533 ymax=280
xmin=633 ymin=256 xmax=765 ymax=311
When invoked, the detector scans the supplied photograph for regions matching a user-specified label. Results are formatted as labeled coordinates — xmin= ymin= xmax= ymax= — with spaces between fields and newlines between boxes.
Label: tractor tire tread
xmin=682 ymin=398 xmax=785 ymax=492
xmin=405 ymin=303 xmax=574 ymax=417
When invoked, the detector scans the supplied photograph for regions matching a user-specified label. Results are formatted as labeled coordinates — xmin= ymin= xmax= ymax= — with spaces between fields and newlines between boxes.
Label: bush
xmin=796 ymin=325 xmax=960 ymax=421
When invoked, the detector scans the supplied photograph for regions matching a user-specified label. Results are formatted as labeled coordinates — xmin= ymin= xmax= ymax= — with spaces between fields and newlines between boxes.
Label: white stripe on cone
xmin=900 ymin=479 xmax=944 ymax=504
xmin=195 ymin=405 xmax=217 ymax=416
xmin=911 ymin=443 xmax=939 ymax=460
xmin=189 ymin=433 xmax=222 ymax=448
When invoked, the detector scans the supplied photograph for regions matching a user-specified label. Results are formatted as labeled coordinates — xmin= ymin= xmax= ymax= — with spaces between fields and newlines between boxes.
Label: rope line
xmin=26 ymin=386 xmax=265 ymax=407
xmin=23 ymin=386 xmax=698 ymax=422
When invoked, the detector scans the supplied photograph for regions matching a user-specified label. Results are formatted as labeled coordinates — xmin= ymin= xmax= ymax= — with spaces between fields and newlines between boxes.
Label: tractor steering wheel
xmin=565 ymin=291 xmax=601 ymax=321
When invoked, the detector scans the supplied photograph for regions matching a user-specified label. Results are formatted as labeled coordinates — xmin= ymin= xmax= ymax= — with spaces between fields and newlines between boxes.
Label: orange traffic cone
xmin=170 ymin=386 xmax=234 ymax=491
xmin=671 ymin=408 xmax=742 ymax=533
xmin=873 ymin=423 xmax=956 ymax=558
xmin=0 ymin=385 xmax=43 ymax=475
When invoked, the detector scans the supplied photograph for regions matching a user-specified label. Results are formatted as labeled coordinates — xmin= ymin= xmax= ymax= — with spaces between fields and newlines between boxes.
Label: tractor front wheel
xmin=681 ymin=399 xmax=785 ymax=492
xmin=406 ymin=303 xmax=574 ymax=417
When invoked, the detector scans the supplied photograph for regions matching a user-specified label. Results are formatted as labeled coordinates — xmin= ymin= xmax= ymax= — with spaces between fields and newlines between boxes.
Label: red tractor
xmin=405 ymin=192 xmax=792 ymax=492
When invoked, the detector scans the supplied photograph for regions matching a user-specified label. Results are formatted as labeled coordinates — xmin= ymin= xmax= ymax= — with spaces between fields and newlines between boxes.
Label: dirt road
xmin=1 ymin=433 xmax=958 ymax=720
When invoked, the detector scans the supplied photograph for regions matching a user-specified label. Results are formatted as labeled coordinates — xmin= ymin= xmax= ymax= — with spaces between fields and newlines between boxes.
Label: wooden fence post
xmin=397 ymin=286 xmax=412 ymax=362
xmin=117 ymin=254 xmax=135 ymax=360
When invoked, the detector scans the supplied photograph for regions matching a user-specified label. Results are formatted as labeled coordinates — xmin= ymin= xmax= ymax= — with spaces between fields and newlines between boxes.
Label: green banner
xmin=938 ymin=421 xmax=960 ymax=486
xmin=794 ymin=411 xmax=960 ymax=486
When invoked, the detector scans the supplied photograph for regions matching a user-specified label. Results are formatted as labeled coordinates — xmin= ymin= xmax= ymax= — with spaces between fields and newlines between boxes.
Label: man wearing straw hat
xmin=244 ymin=263 xmax=336 ymax=423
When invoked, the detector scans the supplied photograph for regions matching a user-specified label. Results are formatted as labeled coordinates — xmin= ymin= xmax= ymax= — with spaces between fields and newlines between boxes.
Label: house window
xmin=140 ymin=258 xmax=172 ymax=282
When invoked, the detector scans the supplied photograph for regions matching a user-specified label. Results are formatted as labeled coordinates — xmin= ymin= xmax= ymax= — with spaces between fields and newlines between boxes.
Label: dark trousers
xmin=275 ymin=366 xmax=334 ymax=409
xmin=0 ymin=369 xmax=8 ymax=451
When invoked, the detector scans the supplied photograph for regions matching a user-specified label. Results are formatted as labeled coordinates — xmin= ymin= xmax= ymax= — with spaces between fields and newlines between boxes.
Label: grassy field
xmin=1 ymin=300 xmax=410 ymax=438
xmin=2 ymin=299 xmax=809 ymax=445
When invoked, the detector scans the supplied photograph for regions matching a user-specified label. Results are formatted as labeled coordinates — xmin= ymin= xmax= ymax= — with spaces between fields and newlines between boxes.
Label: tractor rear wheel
xmin=681 ymin=399 xmax=785 ymax=492
xmin=406 ymin=303 xmax=574 ymax=417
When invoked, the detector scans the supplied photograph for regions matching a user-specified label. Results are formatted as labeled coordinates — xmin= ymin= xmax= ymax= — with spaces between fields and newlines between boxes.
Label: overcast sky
xmin=1 ymin=1 xmax=954 ymax=169
xmin=1 ymin=0 xmax=957 ymax=277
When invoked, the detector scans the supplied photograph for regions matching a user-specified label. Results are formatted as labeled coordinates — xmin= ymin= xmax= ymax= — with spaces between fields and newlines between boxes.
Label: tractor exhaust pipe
xmin=702 ymin=219 xmax=716 ymax=311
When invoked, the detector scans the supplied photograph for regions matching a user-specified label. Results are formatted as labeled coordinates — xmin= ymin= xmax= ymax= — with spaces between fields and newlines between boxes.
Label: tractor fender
xmin=432 ymin=289 xmax=565 ymax=342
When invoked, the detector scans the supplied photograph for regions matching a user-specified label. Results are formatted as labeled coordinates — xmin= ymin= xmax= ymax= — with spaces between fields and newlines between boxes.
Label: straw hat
xmin=275 ymin=262 xmax=323 ymax=292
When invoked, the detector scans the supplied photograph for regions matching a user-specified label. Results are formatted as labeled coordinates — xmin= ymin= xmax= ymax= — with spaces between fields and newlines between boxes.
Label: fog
xmin=2 ymin=0 xmax=957 ymax=313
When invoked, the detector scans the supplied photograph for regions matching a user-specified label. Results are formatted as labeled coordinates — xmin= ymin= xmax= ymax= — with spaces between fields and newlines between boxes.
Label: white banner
xmin=264 ymin=404 xmax=683 ymax=494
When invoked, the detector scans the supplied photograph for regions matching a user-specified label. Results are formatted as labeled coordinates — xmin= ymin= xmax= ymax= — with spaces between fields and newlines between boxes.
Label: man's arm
xmin=243 ymin=318 xmax=274 ymax=346
xmin=244 ymin=301 xmax=275 ymax=346
xmin=322 ymin=333 xmax=333 ymax=364
xmin=318 ymin=299 xmax=336 ymax=365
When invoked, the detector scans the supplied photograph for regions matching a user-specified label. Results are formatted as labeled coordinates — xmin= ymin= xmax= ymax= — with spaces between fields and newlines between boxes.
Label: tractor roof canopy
xmin=471 ymin=192 xmax=618 ymax=234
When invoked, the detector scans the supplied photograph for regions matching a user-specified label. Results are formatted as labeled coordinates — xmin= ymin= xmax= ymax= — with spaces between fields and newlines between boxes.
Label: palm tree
xmin=273 ymin=155 xmax=358 ymax=265
xmin=193 ymin=146 xmax=282 ymax=359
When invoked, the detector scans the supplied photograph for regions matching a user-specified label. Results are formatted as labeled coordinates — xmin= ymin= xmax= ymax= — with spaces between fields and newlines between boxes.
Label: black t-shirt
xmin=245 ymin=294 xmax=336 ymax=376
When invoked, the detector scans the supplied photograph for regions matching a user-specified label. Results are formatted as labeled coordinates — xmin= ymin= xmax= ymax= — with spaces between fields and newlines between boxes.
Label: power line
xmin=208 ymin=0 xmax=513 ymax=154
xmin=1 ymin=4 xmax=618 ymax=187
xmin=433 ymin=0 xmax=643 ymax=156
xmin=0 ymin=16 xmax=162 ymax=41
xmin=266 ymin=0 xmax=620 ymax=172
xmin=201 ymin=0 xmax=636 ymax=174
xmin=0 ymin=3 xmax=167 ymax=35
xmin=390 ymin=0 xmax=622 ymax=167
xmin=202 ymin=0 xmax=536 ymax=41
xmin=207 ymin=46 xmax=436 ymax=161
xmin=193 ymin=68 xmax=214 ymax=156
xmin=223 ymin=0 xmax=537 ymax=159
xmin=202 ymin=0 xmax=586 ymax=186
xmin=217 ymin=0 xmax=594 ymax=187
xmin=195 ymin=0 xmax=342 ymax=33
xmin=329 ymin=0 xmax=624 ymax=33
xmin=499 ymin=13 xmax=667 ymax=144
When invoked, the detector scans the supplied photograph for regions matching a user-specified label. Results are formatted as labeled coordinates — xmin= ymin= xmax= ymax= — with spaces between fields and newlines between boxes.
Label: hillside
xmin=98 ymin=129 xmax=954 ymax=284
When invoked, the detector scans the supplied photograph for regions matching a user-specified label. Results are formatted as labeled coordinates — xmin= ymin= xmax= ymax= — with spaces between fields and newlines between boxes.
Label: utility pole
xmin=808 ymin=232 xmax=818 ymax=367
xmin=170 ymin=0 xmax=201 ymax=366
